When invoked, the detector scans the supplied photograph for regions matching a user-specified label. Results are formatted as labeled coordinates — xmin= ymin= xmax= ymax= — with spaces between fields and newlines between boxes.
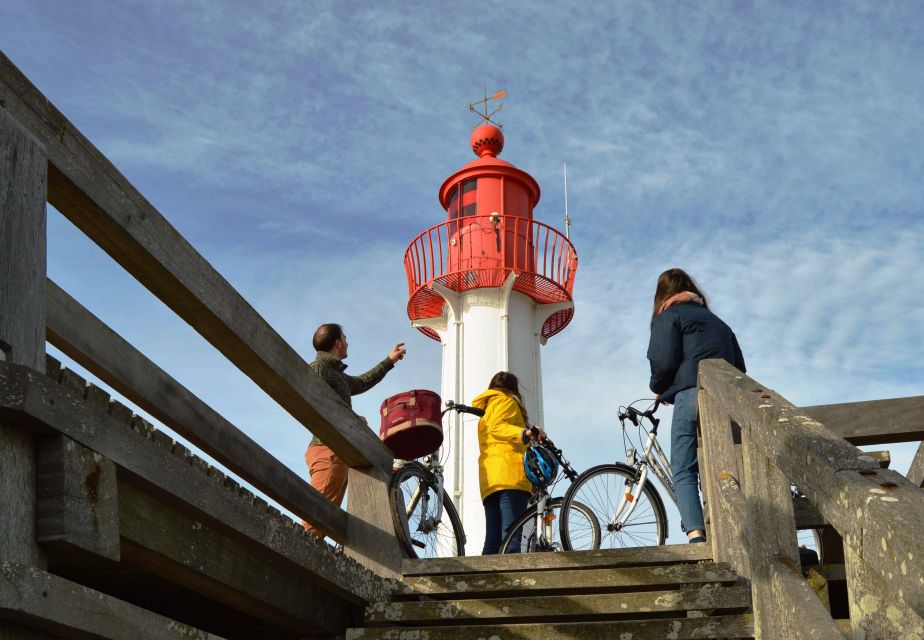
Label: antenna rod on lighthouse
xmin=563 ymin=162 xmax=572 ymax=240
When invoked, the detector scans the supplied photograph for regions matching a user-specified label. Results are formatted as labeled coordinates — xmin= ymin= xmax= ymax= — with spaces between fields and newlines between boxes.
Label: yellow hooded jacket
xmin=470 ymin=389 xmax=533 ymax=501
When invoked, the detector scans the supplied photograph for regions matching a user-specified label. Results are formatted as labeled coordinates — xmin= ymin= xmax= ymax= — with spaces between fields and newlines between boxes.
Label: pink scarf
xmin=658 ymin=291 xmax=704 ymax=314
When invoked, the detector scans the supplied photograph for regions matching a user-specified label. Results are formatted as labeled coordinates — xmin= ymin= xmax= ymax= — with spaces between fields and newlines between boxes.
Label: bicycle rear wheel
xmin=390 ymin=462 xmax=465 ymax=558
xmin=499 ymin=497 xmax=599 ymax=553
xmin=560 ymin=463 xmax=668 ymax=550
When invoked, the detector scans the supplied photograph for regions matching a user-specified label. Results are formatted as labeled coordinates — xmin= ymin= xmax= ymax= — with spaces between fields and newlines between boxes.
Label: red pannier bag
xmin=379 ymin=390 xmax=443 ymax=460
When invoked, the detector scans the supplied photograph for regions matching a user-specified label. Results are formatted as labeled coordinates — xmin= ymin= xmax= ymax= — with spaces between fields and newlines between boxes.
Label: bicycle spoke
xmin=392 ymin=465 xmax=463 ymax=558
xmin=562 ymin=465 xmax=666 ymax=550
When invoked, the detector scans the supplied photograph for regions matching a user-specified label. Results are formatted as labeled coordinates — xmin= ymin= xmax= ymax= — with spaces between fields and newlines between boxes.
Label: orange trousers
xmin=303 ymin=444 xmax=349 ymax=536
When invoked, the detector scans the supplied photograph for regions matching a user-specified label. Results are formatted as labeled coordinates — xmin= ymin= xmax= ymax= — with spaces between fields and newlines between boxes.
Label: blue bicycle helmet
xmin=523 ymin=445 xmax=559 ymax=488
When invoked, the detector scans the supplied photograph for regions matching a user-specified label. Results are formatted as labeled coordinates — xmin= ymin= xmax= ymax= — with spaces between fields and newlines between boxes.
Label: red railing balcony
xmin=405 ymin=215 xmax=578 ymax=341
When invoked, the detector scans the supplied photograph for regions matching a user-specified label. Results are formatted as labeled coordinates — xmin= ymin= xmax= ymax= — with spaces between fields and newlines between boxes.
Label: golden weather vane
xmin=467 ymin=84 xmax=506 ymax=128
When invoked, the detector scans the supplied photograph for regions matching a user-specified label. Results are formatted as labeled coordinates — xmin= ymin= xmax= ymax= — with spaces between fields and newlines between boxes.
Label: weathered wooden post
xmin=345 ymin=467 xmax=403 ymax=578
xmin=698 ymin=388 xmax=749 ymax=578
xmin=0 ymin=107 xmax=48 ymax=638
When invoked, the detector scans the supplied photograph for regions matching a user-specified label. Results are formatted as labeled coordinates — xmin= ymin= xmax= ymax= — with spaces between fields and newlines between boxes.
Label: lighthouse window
xmin=448 ymin=190 xmax=459 ymax=219
xmin=460 ymin=179 xmax=477 ymax=216
xmin=448 ymin=179 xmax=478 ymax=220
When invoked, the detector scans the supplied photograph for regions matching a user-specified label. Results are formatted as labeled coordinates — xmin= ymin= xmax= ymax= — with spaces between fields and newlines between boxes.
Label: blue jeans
xmin=482 ymin=489 xmax=530 ymax=554
xmin=671 ymin=388 xmax=705 ymax=533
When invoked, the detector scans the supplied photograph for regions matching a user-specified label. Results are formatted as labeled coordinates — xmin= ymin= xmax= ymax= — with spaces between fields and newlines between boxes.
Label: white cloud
xmin=10 ymin=0 xmax=924 ymax=547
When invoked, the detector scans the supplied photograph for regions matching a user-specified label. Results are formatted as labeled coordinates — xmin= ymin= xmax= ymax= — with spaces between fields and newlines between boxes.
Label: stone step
xmin=347 ymin=613 xmax=755 ymax=639
xmin=366 ymin=584 xmax=751 ymax=625
xmin=394 ymin=561 xmax=739 ymax=600
xmin=401 ymin=543 xmax=712 ymax=577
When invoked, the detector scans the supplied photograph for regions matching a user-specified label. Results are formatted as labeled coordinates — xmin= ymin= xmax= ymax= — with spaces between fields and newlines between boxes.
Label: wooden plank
xmin=402 ymin=543 xmax=712 ymax=576
xmin=345 ymin=466 xmax=403 ymax=579
xmin=707 ymin=466 xmax=836 ymax=640
xmin=739 ymin=428 xmax=799 ymax=568
xmin=845 ymin=544 xmax=924 ymax=639
xmin=394 ymin=563 xmax=738 ymax=599
xmin=698 ymin=388 xmax=749 ymax=578
xmin=907 ymin=441 xmax=924 ymax=487
xmin=118 ymin=481 xmax=349 ymax=635
xmin=46 ymin=279 xmax=348 ymax=540
xmin=699 ymin=359 xmax=924 ymax=620
xmin=0 ymin=361 xmax=390 ymax=605
xmin=801 ymin=395 xmax=924 ymax=445
xmin=697 ymin=406 xmax=841 ymax=640
xmin=0 ymin=107 xmax=46 ymax=372
xmin=793 ymin=495 xmax=827 ymax=529
xmin=0 ymin=52 xmax=391 ymax=471
xmin=0 ymin=561 xmax=226 ymax=639
xmin=347 ymin=615 xmax=756 ymax=640
xmin=759 ymin=556 xmax=845 ymax=640
xmin=36 ymin=434 xmax=120 ymax=561
xmin=365 ymin=584 xmax=752 ymax=624
xmin=793 ymin=450 xmax=891 ymax=529
xmin=0 ymin=107 xmax=48 ymax=609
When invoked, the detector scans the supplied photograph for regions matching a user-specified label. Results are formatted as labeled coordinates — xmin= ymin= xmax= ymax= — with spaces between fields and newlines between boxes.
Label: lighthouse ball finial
xmin=470 ymin=124 xmax=504 ymax=157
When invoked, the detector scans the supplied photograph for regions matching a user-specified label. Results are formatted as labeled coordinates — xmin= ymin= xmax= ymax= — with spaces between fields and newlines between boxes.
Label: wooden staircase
xmin=347 ymin=544 xmax=755 ymax=639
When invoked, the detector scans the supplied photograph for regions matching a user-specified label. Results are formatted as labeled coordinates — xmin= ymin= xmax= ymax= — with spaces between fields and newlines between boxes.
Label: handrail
xmin=0 ymin=52 xmax=402 ymax=577
xmin=0 ymin=52 xmax=390 ymax=472
xmin=698 ymin=359 xmax=924 ymax=638
xmin=405 ymin=215 xmax=578 ymax=340
xmin=45 ymin=279 xmax=349 ymax=541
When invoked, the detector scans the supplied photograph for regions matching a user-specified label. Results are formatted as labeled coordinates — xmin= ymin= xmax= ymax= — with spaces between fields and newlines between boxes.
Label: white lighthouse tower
xmin=403 ymin=119 xmax=578 ymax=553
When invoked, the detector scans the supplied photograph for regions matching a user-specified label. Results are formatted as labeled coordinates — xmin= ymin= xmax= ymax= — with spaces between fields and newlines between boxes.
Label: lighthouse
xmin=404 ymin=119 xmax=578 ymax=554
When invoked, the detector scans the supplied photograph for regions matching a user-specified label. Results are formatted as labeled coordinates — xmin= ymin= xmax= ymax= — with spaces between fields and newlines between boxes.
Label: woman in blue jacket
xmin=647 ymin=268 xmax=745 ymax=543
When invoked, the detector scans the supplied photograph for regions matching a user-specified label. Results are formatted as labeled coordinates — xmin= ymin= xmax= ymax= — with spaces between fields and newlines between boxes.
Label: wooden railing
xmin=698 ymin=359 xmax=924 ymax=638
xmin=0 ymin=48 xmax=401 ymax=597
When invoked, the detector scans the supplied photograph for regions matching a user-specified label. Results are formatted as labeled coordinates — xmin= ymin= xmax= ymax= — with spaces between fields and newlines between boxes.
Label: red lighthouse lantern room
xmin=405 ymin=123 xmax=578 ymax=341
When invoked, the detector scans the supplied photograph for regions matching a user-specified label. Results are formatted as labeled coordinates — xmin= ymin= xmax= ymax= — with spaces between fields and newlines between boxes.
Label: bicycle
xmin=388 ymin=400 xmax=481 ymax=558
xmin=559 ymin=399 xmax=672 ymax=550
xmin=499 ymin=435 xmax=600 ymax=553
xmin=558 ymin=398 xmax=826 ymax=555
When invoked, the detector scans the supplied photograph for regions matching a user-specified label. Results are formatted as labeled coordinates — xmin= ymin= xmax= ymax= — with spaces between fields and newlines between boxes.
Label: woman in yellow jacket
xmin=471 ymin=371 xmax=539 ymax=554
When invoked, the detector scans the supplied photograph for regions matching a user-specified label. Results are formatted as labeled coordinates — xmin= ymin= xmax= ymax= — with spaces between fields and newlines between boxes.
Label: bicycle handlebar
xmin=442 ymin=400 xmax=485 ymax=417
xmin=530 ymin=436 xmax=579 ymax=482
xmin=618 ymin=401 xmax=660 ymax=428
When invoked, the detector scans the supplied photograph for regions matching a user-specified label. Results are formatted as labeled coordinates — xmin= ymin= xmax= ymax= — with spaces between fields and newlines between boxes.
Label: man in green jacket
xmin=304 ymin=323 xmax=406 ymax=536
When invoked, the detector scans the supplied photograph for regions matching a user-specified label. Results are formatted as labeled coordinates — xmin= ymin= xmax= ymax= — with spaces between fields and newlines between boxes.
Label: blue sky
xmin=3 ymin=1 xmax=922 ymax=545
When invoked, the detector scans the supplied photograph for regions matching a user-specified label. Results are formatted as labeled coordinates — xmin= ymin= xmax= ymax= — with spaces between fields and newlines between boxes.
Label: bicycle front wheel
xmin=560 ymin=463 xmax=667 ymax=550
xmin=499 ymin=497 xmax=600 ymax=553
xmin=390 ymin=462 xmax=465 ymax=559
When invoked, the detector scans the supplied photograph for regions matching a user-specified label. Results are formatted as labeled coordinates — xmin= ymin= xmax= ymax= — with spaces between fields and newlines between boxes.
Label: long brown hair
xmin=652 ymin=268 xmax=708 ymax=321
xmin=488 ymin=371 xmax=528 ymax=423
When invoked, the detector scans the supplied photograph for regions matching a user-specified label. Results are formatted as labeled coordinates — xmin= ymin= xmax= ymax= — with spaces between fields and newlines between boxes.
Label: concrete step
xmin=394 ymin=561 xmax=739 ymax=599
xmin=366 ymin=584 xmax=751 ymax=625
xmin=401 ymin=543 xmax=712 ymax=576
xmin=347 ymin=613 xmax=755 ymax=639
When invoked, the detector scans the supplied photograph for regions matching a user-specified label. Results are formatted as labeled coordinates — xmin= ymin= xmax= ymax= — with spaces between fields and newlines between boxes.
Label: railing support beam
xmin=0 ymin=106 xmax=48 ymax=639
xmin=698 ymin=389 xmax=749 ymax=578
xmin=699 ymin=359 xmax=924 ymax=638
xmin=345 ymin=467 xmax=403 ymax=578
xmin=0 ymin=52 xmax=391 ymax=472
xmin=907 ymin=441 xmax=924 ymax=488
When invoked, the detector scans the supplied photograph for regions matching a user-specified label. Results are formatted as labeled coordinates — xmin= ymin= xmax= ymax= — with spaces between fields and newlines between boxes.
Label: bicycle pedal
xmin=411 ymin=538 xmax=426 ymax=549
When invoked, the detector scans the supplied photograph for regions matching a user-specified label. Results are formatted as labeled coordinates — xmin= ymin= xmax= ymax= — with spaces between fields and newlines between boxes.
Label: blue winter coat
xmin=647 ymin=302 xmax=745 ymax=403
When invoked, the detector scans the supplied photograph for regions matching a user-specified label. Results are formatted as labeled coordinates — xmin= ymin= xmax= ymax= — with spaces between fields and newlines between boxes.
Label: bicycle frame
xmin=528 ymin=492 xmax=555 ymax=549
xmin=523 ymin=439 xmax=577 ymax=551
xmin=404 ymin=452 xmax=446 ymax=535
xmin=608 ymin=405 xmax=676 ymax=529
